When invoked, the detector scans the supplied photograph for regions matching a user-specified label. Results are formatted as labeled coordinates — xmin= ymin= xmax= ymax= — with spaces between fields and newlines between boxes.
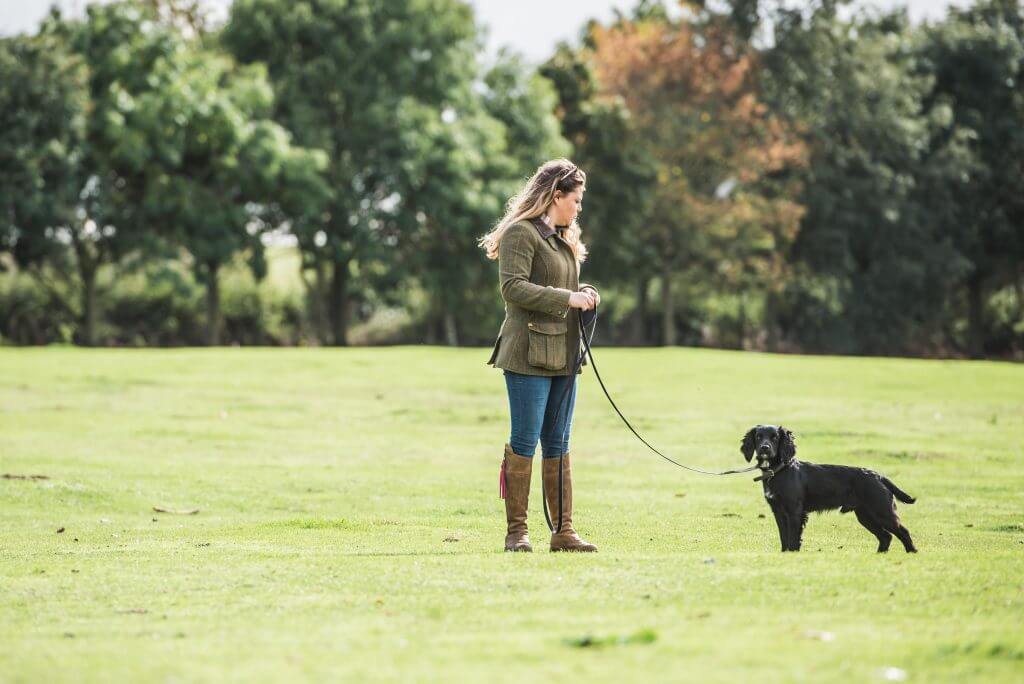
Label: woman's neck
xmin=541 ymin=213 xmax=564 ymax=228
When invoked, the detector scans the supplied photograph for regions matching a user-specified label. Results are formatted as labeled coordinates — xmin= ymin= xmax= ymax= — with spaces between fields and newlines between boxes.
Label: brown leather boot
xmin=501 ymin=444 xmax=533 ymax=552
xmin=542 ymin=453 xmax=597 ymax=552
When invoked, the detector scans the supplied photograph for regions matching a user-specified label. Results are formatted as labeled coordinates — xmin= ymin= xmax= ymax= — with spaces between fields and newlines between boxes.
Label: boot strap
xmin=499 ymin=458 xmax=507 ymax=499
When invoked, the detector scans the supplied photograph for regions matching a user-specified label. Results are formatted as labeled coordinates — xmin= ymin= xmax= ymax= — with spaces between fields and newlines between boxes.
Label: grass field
xmin=2 ymin=346 xmax=1022 ymax=682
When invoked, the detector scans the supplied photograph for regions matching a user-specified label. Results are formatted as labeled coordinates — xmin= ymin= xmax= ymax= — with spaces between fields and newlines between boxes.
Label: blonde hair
xmin=478 ymin=158 xmax=588 ymax=268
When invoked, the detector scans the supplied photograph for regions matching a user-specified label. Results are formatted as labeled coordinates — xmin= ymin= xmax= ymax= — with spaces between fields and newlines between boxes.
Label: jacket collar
xmin=529 ymin=216 xmax=566 ymax=240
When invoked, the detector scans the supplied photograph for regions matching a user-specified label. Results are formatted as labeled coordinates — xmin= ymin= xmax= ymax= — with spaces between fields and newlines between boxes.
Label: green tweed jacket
xmin=486 ymin=217 xmax=592 ymax=376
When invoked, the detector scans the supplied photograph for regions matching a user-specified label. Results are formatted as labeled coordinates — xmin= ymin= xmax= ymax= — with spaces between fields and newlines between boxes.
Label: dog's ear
xmin=778 ymin=426 xmax=796 ymax=462
xmin=741 ymin=427 xmax=757 ymax=462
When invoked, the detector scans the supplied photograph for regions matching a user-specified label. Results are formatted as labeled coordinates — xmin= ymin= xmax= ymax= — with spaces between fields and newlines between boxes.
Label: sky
xmin=2 ymin=0 xmax=974 ymax=62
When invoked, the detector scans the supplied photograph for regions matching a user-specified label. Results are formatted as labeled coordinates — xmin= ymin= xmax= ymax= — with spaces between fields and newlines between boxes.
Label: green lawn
xmin=2 ymin=347 xmax=1022 ymax=682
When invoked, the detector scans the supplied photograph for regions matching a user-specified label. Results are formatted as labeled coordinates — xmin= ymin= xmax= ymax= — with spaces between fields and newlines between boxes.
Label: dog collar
xmin=754 ymin=459 xmax=792 ymax=482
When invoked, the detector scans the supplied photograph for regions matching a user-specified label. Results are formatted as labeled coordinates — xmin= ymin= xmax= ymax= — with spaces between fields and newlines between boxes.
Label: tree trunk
xmin=737 ymin=295 xmax=747 ymax=350
xmin=1015 ymin=268 xmax=1024 ymax=358
xmin=661 ymin=256 xmax=676 ymax=346
xmin=764 ymin=294 xmax=779 ymax=352
xmin=1016 ymin=267 xmax=1024 ymax=320
xmin=309 ymin=257 xmax=329 ymax=344
xmin=205 ymin=261 xmax=221 ymax=346
xmin=423 ymin=313 xmax=438 ymax=345
xmin=80 ymin=265 xmax=98 ymax=347
xmin=72 ymin=235 xmax=99 ymax=347
xmin=632 ymin=276 xmax=649 ymax=345
xmin=329 ymin=257 xmax=349 ymax=346
xmin=444 ymin=309 xmax=458 ymax=347
xmin=966 ymin=273 xmax=984 ymax=359
xmin=299 ymin=252 xmax=331 ymax=345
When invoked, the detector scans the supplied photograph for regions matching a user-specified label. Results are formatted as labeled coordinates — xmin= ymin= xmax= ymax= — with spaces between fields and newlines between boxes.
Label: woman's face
xmin=552 ymin=186 xmax=584 ymax=226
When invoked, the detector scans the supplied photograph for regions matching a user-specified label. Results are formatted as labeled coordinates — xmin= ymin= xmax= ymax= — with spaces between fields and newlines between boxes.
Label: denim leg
xmin=540 ymin=374 xmax=577 ymax=458
xmin=503 ymin=370 xmax=552 ymax=457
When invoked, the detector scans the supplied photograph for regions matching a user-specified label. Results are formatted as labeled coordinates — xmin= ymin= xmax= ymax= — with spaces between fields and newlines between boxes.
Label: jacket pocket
xmin=527 ymin=319 xmax=567 ymax=370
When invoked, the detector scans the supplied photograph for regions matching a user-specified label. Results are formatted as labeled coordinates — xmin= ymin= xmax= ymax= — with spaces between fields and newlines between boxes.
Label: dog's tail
xmin=882 ymin=477 xmax=916 ymax=504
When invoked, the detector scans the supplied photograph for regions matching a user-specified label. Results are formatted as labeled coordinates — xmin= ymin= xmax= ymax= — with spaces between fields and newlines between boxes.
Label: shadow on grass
xmin=336 ymin=550 xmax=481 ymax=557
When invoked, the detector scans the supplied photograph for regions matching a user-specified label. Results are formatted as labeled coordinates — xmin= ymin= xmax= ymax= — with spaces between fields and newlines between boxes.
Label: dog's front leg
xmin=784 ymin=505 xmax=805 ymax=551
xmin=770 ymin=504 xmax=789 ymax=552
xmin=782 ymin=501 xmax=806 ymax=548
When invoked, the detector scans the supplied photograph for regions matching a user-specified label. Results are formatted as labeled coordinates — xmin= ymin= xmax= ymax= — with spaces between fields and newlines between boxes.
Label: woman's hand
xmin=569 ymin=290 xmax=597 ymax=311
xmin=580 ymin=284 xmax=601 ymax=307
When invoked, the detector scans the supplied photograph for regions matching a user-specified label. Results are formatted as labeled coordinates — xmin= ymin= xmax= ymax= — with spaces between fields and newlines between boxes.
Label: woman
xmin=479 ymin=158 xmax=601 ymax=553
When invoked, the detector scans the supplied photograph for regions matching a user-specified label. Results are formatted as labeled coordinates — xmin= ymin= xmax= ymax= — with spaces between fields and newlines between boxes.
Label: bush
xmin=221 ymin=267 xmax=310 ymax=345
xmin=985 ymin=285 xmax=1024 ymax=358
xmin=103 ymin=264 xmax=204 ymax=346
xmin=0 ymin=273 xmax=75 ymax=345
xmin=348 ymin=307 xmax=416 ymax=346
xmin=770 ymin=275 xmax=853 ymax=354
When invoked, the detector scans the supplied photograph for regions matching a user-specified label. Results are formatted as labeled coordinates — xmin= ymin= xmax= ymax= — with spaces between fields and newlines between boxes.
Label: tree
xmin=540 ymin=44 xmax=658 ymax=344
xmin=586 ymin=7 xmax=804 ymax=346
xmin=222 ymin=0 xmax=479 ymax=345
xmin=0 ymin=1 xmax=331 ymax=348
xmin=0 ymin=28 xmax=87 ymax=325
xmin=390 ymin=51 xmax=569 ymax=346
xmin=763 ymin=4 xmax=972 ymax=355
xmin=918 ymin=0 xmax=1024 ymax=356
xmin=121 ymin=45 xmax=327 ymax=345
xmin=0 ymin=7 xmax=158 ymax=346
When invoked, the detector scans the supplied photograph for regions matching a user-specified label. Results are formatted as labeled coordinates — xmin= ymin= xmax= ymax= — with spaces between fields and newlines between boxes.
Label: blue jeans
xmin=503 ymin=370 xmax=578 ymax=459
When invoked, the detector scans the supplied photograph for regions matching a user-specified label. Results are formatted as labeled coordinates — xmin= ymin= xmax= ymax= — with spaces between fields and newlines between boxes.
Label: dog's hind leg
xmin=855 ymin=509 xmax=892 ymax=552
xmin=885 ymin=519 xmax=917 ymax=553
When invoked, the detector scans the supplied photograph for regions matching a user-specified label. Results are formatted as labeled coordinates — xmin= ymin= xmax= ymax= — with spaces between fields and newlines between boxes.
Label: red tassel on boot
xmin=499 ymin=458 xmax=507 ymax=499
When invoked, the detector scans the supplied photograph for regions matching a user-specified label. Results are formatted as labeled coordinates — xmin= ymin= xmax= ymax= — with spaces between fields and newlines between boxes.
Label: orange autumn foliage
xmin=588 ymin=13 xmax=806 ymax=285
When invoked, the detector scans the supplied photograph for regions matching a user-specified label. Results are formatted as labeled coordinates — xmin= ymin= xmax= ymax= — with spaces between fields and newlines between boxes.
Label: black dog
xmin=741 ymin=425 xmax=917 ymax=553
